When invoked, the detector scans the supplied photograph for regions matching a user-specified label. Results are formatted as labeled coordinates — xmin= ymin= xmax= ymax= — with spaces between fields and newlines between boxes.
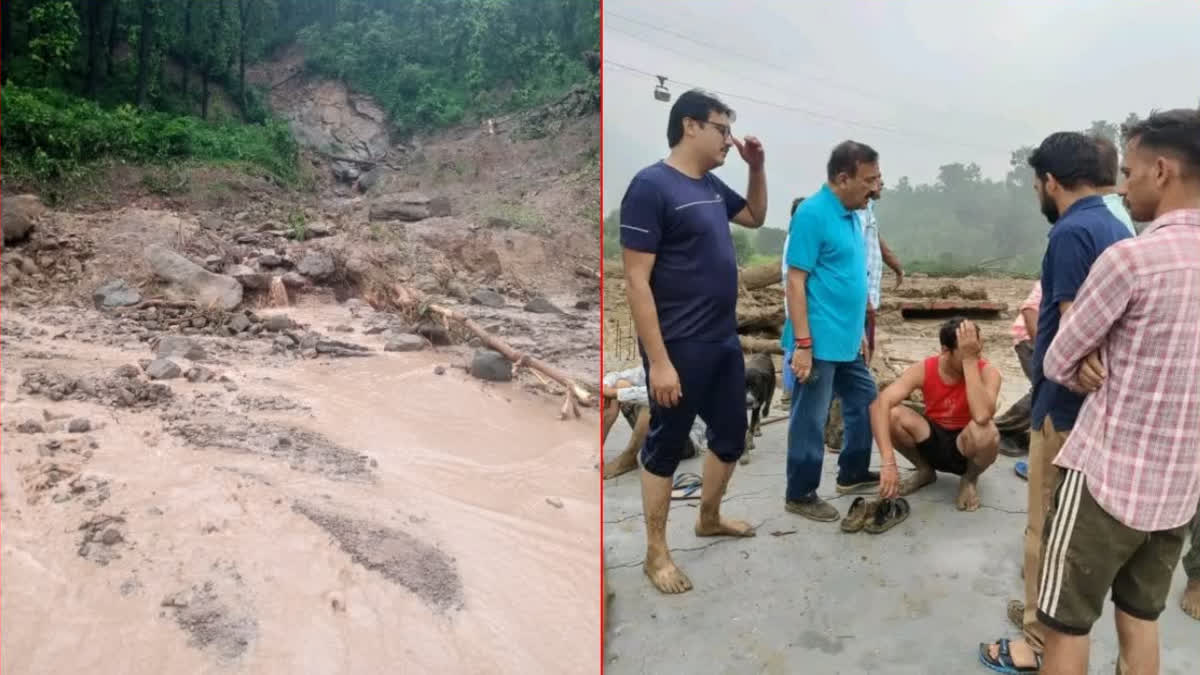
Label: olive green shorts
xmin=1036 ymin=469 xmax=1188 ymax=635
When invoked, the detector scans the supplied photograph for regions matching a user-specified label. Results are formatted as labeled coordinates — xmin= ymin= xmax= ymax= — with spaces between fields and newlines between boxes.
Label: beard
xmin=1039 ymin=192 xmax=1060 ymax=224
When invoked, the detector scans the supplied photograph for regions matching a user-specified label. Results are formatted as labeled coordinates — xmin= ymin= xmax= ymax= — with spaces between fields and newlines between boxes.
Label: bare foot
xmin=956 ymin=477 xmax=980 ymax=511
xmin=1182 ymin=579 xmax=1200 ymax=620
xmin=644 ymin=549 xmax=692 ymax=594
xmin=695 ymin=516 xmax=757 ymax=538
xmin=602 ymin=452 xmax=638 ymax=479
xmin=899 ymin=468 xmax=936 ymax=495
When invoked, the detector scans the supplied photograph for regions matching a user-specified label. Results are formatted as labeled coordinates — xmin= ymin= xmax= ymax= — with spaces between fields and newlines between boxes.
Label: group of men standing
xmin=615 ymin=87 xmax=1200 ymax=672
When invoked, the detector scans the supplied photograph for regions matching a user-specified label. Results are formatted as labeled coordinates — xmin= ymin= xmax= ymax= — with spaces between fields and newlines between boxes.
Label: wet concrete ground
xmin=603 ymin=403 xmax=1200 ymax=674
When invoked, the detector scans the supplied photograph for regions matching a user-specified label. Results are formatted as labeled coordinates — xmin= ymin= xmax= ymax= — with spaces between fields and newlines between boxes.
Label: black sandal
xmin=864 ymin=497 xmax=910 ymax=534
xmin=978 ymin=638 xmax=1042 ymax=674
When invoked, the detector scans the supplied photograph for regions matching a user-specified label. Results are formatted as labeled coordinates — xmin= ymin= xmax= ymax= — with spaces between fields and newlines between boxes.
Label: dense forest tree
xmin=2 ymin=0 xmax=599 ymax=182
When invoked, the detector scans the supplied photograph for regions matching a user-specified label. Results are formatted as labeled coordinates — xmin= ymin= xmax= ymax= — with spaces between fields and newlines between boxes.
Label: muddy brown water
xmin=1 ymin=306 xmax=599 ymax=674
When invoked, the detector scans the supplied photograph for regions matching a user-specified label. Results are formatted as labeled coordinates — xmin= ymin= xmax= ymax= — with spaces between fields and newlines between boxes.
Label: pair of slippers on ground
xmin=840 ymin=495 xmax=910 ymax=534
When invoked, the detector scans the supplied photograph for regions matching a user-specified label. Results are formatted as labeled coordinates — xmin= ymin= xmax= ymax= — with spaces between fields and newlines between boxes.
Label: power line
xmin=605 ymin=8 xmax=1034 ymax=137
xmin=604 ymin=59 xmax=1013 ymax=154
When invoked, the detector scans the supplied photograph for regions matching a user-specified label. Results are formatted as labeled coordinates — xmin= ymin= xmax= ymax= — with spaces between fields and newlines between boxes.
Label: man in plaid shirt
xmin=1034 ymin=109 xmax=1200 ymax=674
xmin=981 ymin=131 xmax=1134 ymax=674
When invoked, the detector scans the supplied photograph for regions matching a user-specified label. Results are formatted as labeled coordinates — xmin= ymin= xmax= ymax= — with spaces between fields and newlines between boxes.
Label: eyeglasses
xmin=695 ymin=119 xmax=732 ymax=139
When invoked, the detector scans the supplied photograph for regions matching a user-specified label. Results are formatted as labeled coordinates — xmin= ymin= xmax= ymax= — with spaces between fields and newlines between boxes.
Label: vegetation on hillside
xmin=294 ymin=0 xmax=600 ymax=134
xmin=603 ymin=113 xmax=1196 ymax=278
xmin=1 ymin=0 xmax=599 ymax=183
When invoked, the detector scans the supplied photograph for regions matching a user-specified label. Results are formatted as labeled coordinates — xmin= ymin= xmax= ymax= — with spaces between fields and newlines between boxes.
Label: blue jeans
xmin=786 ymin=356 xmax=878 ymax=501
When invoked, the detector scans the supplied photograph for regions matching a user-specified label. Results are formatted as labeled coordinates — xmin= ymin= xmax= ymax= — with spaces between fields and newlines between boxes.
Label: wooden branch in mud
xmin=393 ymin=285 xmax=594 ymax=415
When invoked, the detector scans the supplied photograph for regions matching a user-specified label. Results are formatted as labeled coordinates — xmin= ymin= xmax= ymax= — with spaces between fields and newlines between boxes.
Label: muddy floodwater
xmin=1 ymin=307 xmax=600 ymax=674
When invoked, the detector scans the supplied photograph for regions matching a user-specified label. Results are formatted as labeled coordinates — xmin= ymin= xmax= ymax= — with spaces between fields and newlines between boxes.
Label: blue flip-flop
xmin=978 ymin=639 xmax=1042 ymax=674
xmin=1014 ymin=461 xmax=1028 ymax=481
xmin=671 ymin=472 xmax=702 ymax=500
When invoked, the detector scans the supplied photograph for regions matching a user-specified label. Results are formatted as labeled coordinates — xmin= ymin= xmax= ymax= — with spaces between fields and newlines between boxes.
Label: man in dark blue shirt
xmin=980 ymin=131 xmax=1131 ymax=673
xmin=620 ymin=89 xmax=766 ymax=594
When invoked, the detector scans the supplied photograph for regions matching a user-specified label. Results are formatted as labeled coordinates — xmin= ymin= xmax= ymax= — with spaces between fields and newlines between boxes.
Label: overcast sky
xmin=602 ymin=0 xmax=1200 ymax=228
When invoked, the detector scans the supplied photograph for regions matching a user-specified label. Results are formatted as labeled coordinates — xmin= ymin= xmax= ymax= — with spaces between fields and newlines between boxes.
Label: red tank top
xmin=921 ymin=356 xmax=988 ymax=430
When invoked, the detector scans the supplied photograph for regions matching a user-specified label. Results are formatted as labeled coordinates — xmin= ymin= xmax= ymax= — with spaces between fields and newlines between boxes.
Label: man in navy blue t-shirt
xmin=980 ymin=131 xmax=1131 ymax=673
xmin=619 ymin=89 xmax=767 ymax=594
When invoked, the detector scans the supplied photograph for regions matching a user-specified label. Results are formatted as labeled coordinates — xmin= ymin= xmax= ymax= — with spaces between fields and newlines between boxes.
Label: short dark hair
xmin=939 ymin=317 xmax=976 ymax=351
xmin=827 ymin=141 xmax=879 ymax=181
xmin=1027 ymin=131 xmax=1105 ymax=190
xmin=667 ymin=89 xmax=735 ymax=148
xmin=790 ymin=197 xmax=805 ymax=216
xmin=1092 ymin=134 xmax=1120 ymax=187
xmin=1122 ymin=108 xmax=1200 ymax=180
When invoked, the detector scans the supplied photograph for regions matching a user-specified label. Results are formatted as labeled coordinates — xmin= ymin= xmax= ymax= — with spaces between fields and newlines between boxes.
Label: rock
xmin=273 ymin=335 xmax=296 ymax=352
xmin=2 ymin=194 xmax=43 ymax=244
xmin=280 ymin=272 xmax=309 ymax=289
xmin=574 ymin=300 xmax=591 ymax=310
xmin=434 ymin=365 xmax=446 ymax=375
xmin=415 ymin=321 xmax=451 ymax=346
xmin=185 ymin=366 xmax=214 ymax=383
xmin=470 ymin=289 xmax=506 ymax=308
xmin=357 ymin=167 xmax=384 ymax=193
xmin=146 ymin=358 xmax=182 ymax=380
xmin=470 ymin=349 xmax=512 ymax=382
xmin=429 ymin=196 xmax=452 ymax=217
xmin=524 ymin=296 xmax=561 ymax=314
xmin=332 ymin=162 xmax=360 ymax=183
xmin=114 ymin=364 xmax=141 ymax=378
xmin=17 ymin=419 xmax=44 ymax=434
xmin=144 ymin=244 xmax=243 ymax=310
xmin=545 ymin=497 xmax=564 ymax=509
xmin=258 ymin=252 xmax=284 ymax=268
xmin=227 ymin=264 xmax=270 ymax=290
xmin=68 ymin=418 xmax=91 ymax=433
xmin=384 ymin=334 xmax=427 ymax=352
xmin=203 ymin=255 xmax=224 ymax=272
xmin=369 ymin=193 xmax=432 ymax=222
xmin=100 ymin=528 xmax=124 ymax=546
xmin=264 ymin=315 xmax=294 ymax=332
xmin=92 ymin=279 xmax=142 ymax=310
xmin=155 ymin=336 xmax=206 ymax=361
xmin=229 ymin=314 xmax=252 ymax=333
xmin=297 ymin=251 xmax=336 ymax=281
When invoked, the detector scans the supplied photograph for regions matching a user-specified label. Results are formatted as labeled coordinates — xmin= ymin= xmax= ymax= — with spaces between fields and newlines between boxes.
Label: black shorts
xmin=917 ymin=415 xmax=968 ymax=475
xmin=639 ymin=334 xmax=747 ymax=477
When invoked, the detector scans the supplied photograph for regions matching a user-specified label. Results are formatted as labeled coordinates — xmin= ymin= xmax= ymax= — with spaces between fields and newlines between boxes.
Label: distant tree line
xmin=602 ymin=109 xmax=1198 ymax=277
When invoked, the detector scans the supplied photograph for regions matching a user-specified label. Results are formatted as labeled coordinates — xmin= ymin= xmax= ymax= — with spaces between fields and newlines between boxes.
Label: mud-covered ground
xmin=3 ymin=52 xmax=600 ymax=674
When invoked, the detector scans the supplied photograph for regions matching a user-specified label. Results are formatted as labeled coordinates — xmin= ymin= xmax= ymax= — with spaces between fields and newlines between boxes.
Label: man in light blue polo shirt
xmin=783 ymin=141 xmax=898 ymax=522
xmin=1092 ymin=133 xmax=1138 ymax=235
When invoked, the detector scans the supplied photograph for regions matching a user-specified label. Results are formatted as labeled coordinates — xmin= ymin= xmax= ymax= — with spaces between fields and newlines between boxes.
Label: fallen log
xmin=737 ymin=305 xmax=785 ymax=332
xmin=739 ymin=259 xmax=783 ymax=290
xmin=393 ymin=285 xmax=593 ymax=417
xmin=739 ymin=335 xmax=783 ymax=354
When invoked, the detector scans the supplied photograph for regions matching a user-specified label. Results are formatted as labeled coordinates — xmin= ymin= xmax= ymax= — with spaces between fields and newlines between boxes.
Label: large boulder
xmin=369 ymin=192 xmax=432 ymax=222
xmin=145 ymin=244 xmax=243 ymax=310
xmin=2 ymin=194 xmax=45 ymax=244
xmin=470 ymin=349 xmax=513 ymax=382
xmin=297 ymin=251 xmax=336 ymax=281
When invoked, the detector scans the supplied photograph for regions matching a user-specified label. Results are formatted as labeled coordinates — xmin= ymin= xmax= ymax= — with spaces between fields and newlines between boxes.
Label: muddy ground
xmin=2 ymin=58 xmax=600 ymax=674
